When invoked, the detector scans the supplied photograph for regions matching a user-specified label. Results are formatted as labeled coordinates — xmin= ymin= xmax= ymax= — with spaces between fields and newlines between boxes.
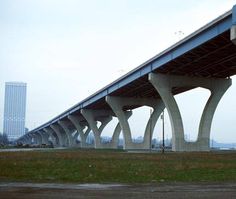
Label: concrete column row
xmin=68 ymin=115 xmax=91 ymax=148
xmin=106 ymin=96 xmax=165 ymax=150
xmin=17 ymin=16 xmax=236 ymax=151
xmin=20 ymin=73 xmax=232 ymax=151
xmin=149 ymin=73 xmax=231 ymax=151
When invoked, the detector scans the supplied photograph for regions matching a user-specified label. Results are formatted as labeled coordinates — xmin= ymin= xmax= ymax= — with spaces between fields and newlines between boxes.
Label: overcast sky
xmin=1 ymin=0 xmax=236 ymax=143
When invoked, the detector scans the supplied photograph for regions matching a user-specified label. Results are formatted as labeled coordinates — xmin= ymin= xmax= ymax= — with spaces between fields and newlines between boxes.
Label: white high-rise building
xmin=3 ymin=82 xmax=27 ymax=141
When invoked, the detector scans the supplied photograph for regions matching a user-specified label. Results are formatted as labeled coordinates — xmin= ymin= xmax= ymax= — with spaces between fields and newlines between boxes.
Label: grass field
xmin=0 ymin=149 xmax=236 ymax=183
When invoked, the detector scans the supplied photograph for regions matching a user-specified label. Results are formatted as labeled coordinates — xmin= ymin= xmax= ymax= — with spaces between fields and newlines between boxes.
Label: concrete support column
xmin=197 ymin=78 xmax=232 ymax=151
xmin=58 ymin=120 xmax=75 ymax=147
xmin=38 ymin=130 xmax=49 ymax=145
xmin=18 ymin=138 xmax=23 ymax=145
xmin=106 ymin=96 xmax=164 ymax=150
xmin=81 ymin=109 xmax=112 ymax=148
xmin=24 ymin=135 xmax=30 ymax=144
xmin=106 ymin=111 xmax=132 ymax=149
xmin=20 ymin=137 xmax=25 ymax=144
xmin=19 ymin=137 xmax=25 ymax=145
xmin=28 ymin=134 xmax=33 ymax=144
xmin=44 ymin=128 xmax=58 ymax=147
xmin=231 ymin=5 xmax=236 ymax=45
xmin=50 ymin=124 xmax=67 ymax=147
xmin=23 ymin=135 xmax=31 ymax=145
xmin=27 ymin=135 xmax=33 ymax=144
xmin=22 ymin=137 xmax=28 ymax=144
xmin=68 ymin=115 xmax=91 ymax=148
xmin=149 ymin=73 xmax=231 ymax=151
xmin=33 ymin=133 xmax=42 ymax=145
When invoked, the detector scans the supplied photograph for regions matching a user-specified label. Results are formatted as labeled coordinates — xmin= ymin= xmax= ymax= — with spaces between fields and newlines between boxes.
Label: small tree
xmin=0 ymin=133 xmax=9 ymax=146
xmin=3 ymin=134 xmax=9 ymax=145
xmin=0 ymin=134 xmax=4 ymax=146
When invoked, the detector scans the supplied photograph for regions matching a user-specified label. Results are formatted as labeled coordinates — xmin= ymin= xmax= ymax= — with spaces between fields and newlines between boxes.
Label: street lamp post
xmin=150 ymin=108 xmax=152 ymax=153
xmin=162 ymin=110 xmax=165 ymax=154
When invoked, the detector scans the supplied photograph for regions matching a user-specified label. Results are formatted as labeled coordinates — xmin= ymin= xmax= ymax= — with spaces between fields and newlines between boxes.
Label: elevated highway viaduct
xmin=18 ymin=5 xmax=236 ymax=151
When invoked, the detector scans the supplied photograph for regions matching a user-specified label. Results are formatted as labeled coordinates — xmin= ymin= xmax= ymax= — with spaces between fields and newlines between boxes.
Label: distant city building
xmin=3 ymin=82 xmax=27 ymax=141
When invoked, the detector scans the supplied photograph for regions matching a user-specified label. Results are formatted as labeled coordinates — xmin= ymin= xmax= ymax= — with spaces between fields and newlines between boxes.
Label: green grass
xmin=0 ymin=149 xmax=236 ymax=183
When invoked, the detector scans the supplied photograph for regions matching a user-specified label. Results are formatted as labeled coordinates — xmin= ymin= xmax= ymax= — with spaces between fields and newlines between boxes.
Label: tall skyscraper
xmin=3 ymin=82 xmax=27 ymax=141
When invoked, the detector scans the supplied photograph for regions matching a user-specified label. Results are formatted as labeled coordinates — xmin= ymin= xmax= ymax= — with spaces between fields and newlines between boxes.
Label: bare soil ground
xmin=1 ymin=182 xmax=236 ymax=199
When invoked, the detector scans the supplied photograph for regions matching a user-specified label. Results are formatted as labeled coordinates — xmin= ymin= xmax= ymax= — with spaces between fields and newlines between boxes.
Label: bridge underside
xmin=17 ymin=12 xmax=236 ymax=151
xmin=87 ymin=30 xmax=236 ymax=112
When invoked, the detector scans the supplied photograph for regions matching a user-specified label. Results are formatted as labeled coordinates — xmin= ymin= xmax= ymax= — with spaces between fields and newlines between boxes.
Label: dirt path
xmin=1 ymin=182 xmax=236 ymax=199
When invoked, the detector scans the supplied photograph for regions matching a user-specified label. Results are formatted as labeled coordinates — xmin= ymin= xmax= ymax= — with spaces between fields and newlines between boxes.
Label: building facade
xmin=3 ymin=82 xmax=27 ymax=141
